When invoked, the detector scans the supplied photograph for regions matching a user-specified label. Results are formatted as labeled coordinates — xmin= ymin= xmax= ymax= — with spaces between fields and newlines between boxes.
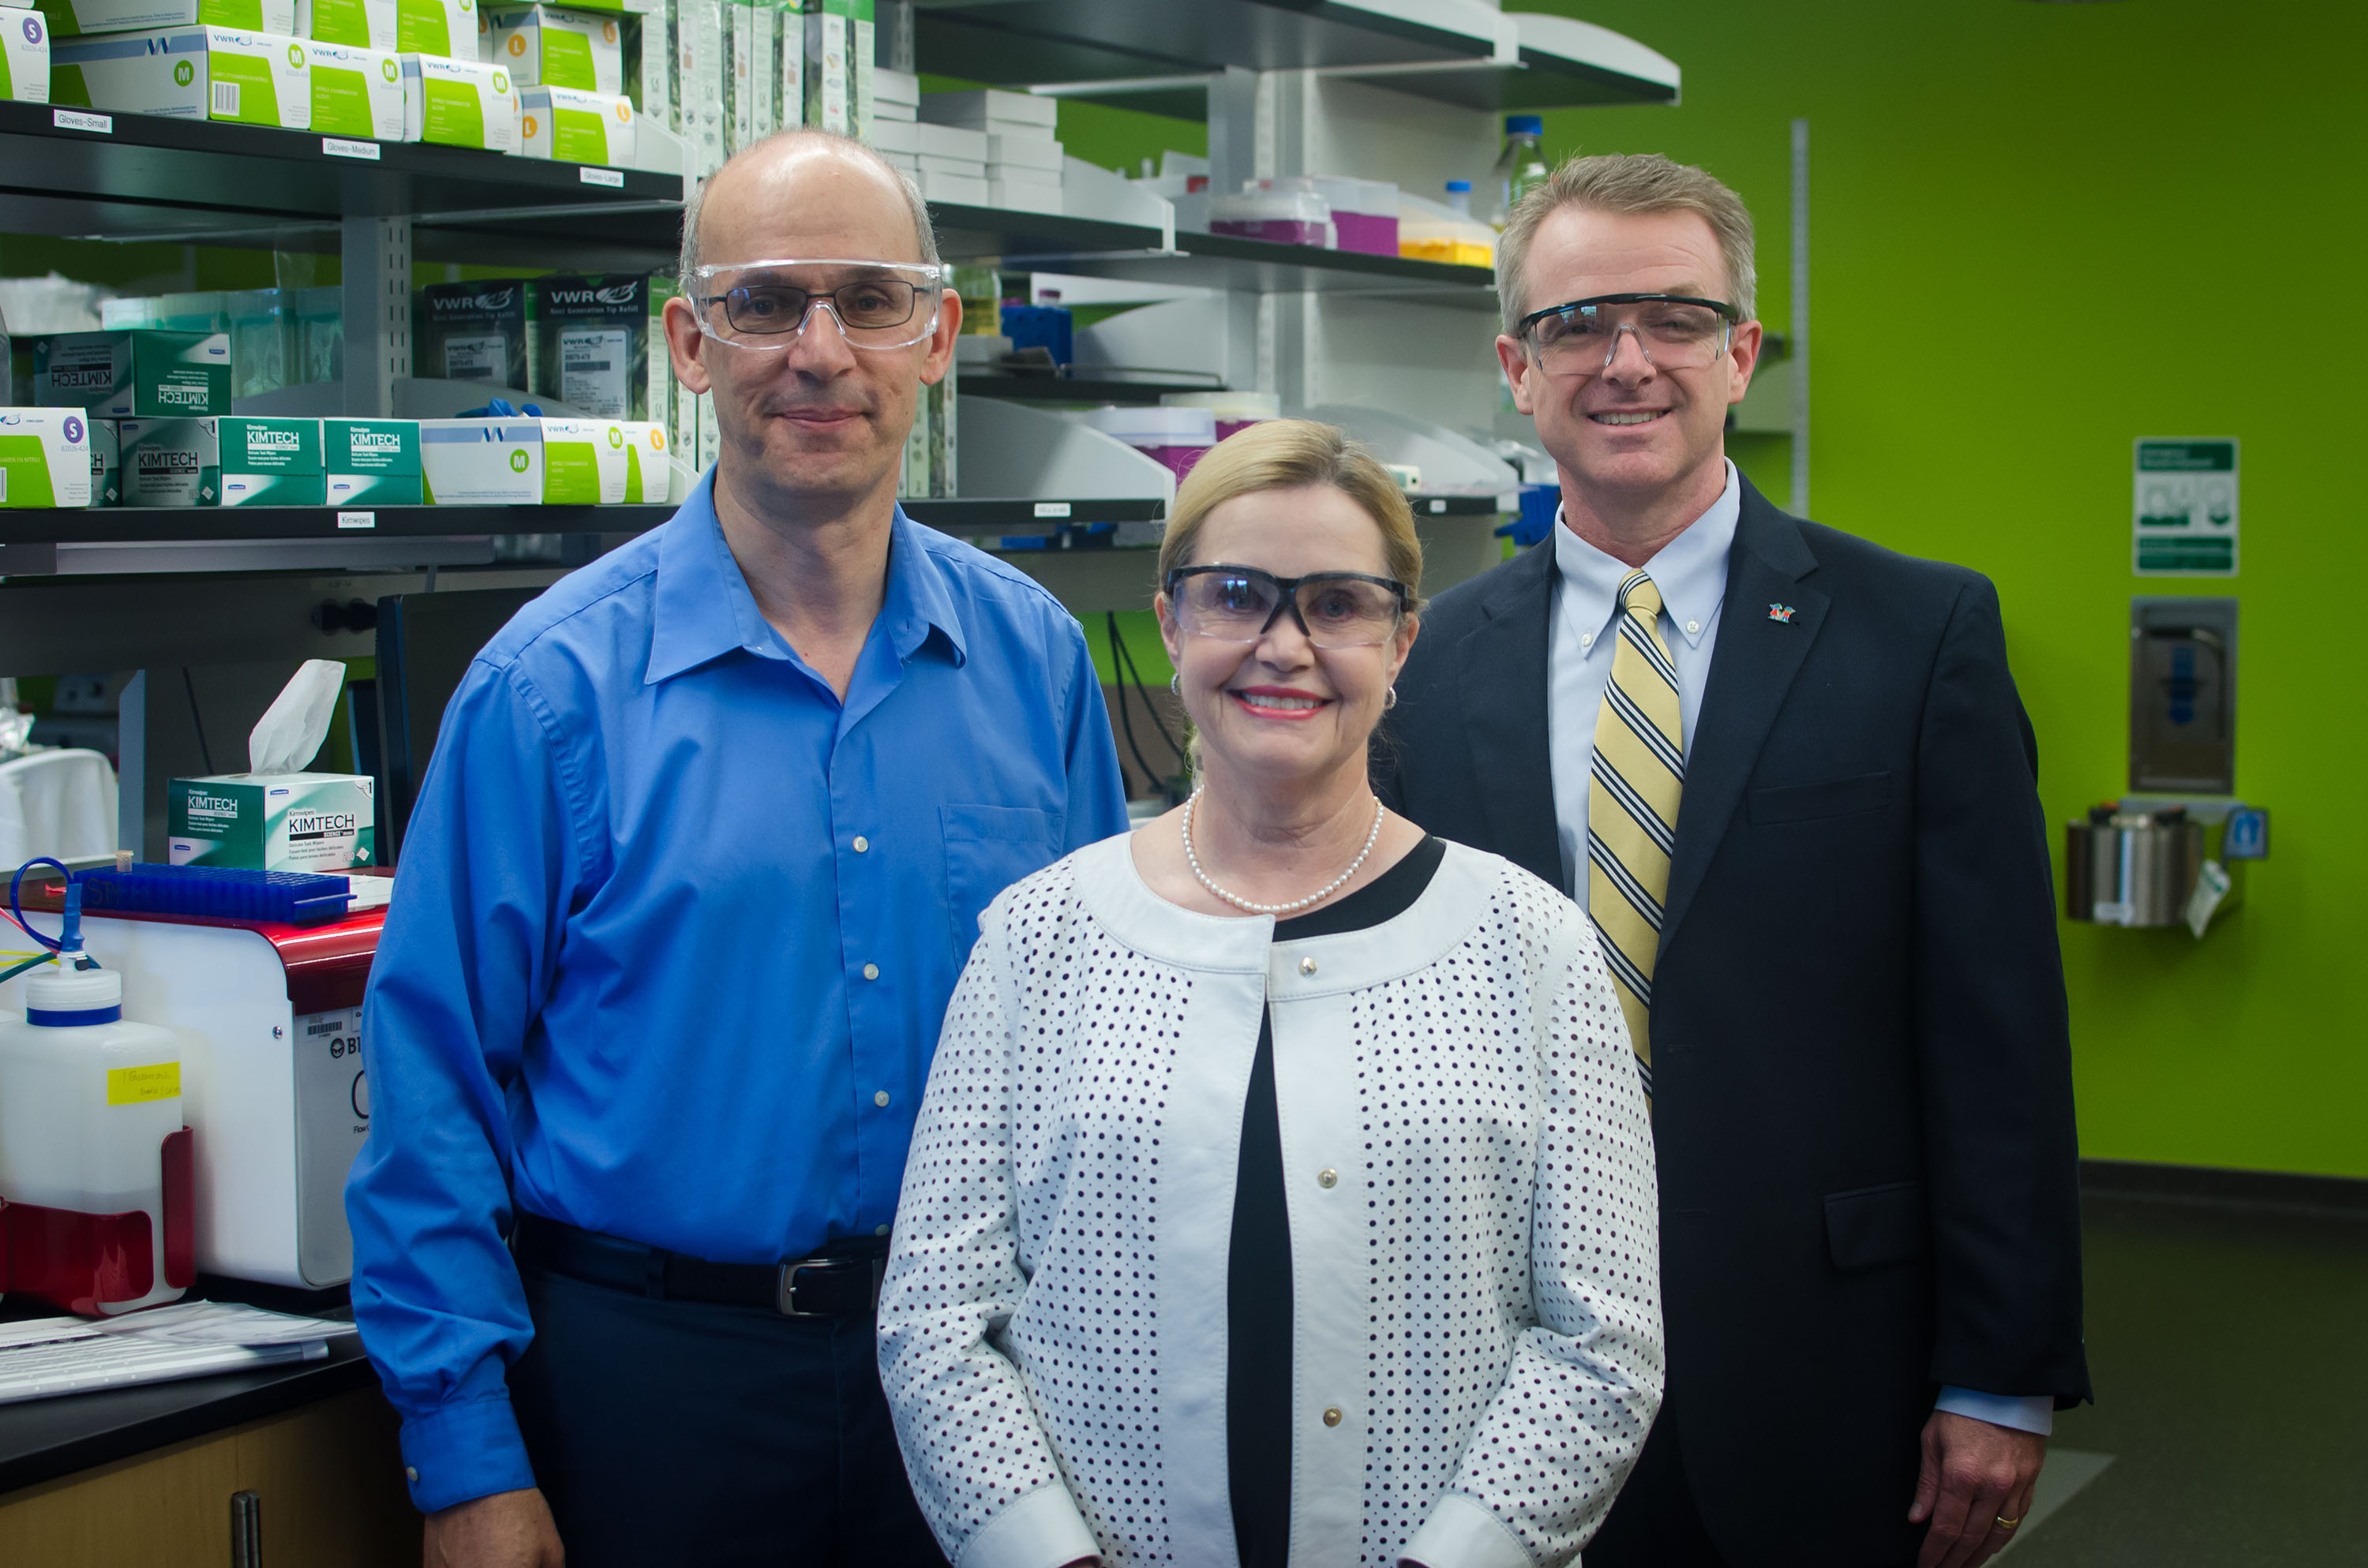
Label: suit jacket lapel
xmin=1456 ymin=539 xmax=1564 ymax=890
xmin=1661 ymin=481 xmax=1828 ymax=954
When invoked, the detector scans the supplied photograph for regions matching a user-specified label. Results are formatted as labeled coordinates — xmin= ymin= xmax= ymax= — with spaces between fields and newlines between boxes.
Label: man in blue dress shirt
xmin=347 ymin=130 xmax=1130 ymax=1567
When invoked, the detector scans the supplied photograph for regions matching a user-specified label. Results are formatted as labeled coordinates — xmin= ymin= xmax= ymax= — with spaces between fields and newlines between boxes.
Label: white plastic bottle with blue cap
xmin=0 ymin=885 xmax=186 ymax=1314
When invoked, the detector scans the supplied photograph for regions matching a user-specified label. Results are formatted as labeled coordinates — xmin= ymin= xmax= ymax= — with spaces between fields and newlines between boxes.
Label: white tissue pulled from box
xmin=248 ymin=657 xmax=346 ymax=774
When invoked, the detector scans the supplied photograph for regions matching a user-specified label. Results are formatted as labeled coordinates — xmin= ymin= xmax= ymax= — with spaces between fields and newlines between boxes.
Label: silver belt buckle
xmin=775 ymin=1259 xmax=829 ymax=1319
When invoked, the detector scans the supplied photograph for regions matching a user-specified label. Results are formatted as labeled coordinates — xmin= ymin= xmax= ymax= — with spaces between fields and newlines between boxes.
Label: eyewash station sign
xmin=2134 ymin=438 xmax=2239 ymax=576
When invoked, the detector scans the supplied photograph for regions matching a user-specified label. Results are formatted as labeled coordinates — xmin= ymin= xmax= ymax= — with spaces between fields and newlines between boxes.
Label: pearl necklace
xmin=1181 ymin=789 xmax=1387 ymax=915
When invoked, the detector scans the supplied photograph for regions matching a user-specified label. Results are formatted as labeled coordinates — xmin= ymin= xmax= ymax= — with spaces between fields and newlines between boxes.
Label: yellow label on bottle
xmin=107 ymin=1062 xmax=182 ymax=1106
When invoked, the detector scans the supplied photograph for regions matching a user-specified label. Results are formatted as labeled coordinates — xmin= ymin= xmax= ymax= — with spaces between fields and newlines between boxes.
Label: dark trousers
xmin=1586 ymin=1408 xmax=1729 ymax=1568
xmin=508 ymin=1262 xmax=947 ymax=1568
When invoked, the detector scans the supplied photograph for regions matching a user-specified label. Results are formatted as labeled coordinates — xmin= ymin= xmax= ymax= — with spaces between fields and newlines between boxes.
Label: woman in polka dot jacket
xmin=879 ymin=421 xmax=1663 ymax=1568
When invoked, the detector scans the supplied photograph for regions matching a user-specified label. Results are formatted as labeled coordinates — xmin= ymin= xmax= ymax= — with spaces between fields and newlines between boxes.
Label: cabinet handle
xmin=230 ymin=1489 xmax=263 ymax=1568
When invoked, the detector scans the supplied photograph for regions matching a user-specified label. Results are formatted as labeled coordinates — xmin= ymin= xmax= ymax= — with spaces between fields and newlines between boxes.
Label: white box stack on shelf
xmin=920 ymin=86 xmax=1057 ymax=215
xmin=910 ymin=119 xmax=984 ymax=206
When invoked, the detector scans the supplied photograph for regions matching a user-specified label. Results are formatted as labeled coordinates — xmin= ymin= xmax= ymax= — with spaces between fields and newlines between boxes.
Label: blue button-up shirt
xmin=347 ymin=479 xmax=1130 ymax=1513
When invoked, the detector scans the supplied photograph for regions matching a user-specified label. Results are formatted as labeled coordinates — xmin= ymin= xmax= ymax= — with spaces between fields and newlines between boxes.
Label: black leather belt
xmin=512 ymin=1211 xmax=886 ymax=1319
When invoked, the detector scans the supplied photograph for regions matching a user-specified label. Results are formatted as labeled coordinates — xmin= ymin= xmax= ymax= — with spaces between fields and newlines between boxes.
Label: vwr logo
xmin=432 ymin=287 xmax=515 ymax=314
xmin=185 ymin=794 xmax=239 ymax=818
xmin=549 ymin=284 xmax=642 ymax=307
xmin=287 ymin=811 xmax=358 ymax=839
xmin=157 ymin=383 xmax=209 ymax=406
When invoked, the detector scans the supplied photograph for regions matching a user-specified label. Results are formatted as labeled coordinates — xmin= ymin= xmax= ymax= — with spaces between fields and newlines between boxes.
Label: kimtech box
xmin=414 ymin=279 xmax=527 ymax=387
xmin=1 ymin=9 xmax=51 ymax=102
xmin=323 ymin=416 xmax=422 ymax=505
xmin=31 ymin=328 xmax=230 ymax=417
xmin=33 ymin=0 xmax=290 ymax=37
xmin=418 ymin=416 xmax=541 ymax=503
xmin=0 ymin=409 xmax=92 ymax=507
xmin=88 ymin=416 xmax=117 ymax=505
xmin=52 ymin=24 xmax=312 ymax=129
xmin=518 ymin=82 xmax=631 ymax=166
xmin=116 ymin=416 xmax=220 ymax=505
xmin=528 ymin=272 xmax=661 ymax=418
xmin=216 ymin=416 xmax=323 ymax=505
xmin=485 ymin=2 xmax=616 ymax=92
xmin=169 ymin=773 xmax=376 ymax=871
xmin=393 ymin=0 xmax=471 ymax=57
xmin=303 ymin=0 xmax=393 ymax=48
xmin=305 ymin=39 xmax=405 ymax=137
xmin=399 ymin=50 xmax=515 ymax=148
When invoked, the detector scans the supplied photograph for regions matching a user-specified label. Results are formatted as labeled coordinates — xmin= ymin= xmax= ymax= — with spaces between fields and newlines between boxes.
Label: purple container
xmin=1334 ymin=211 xmax=1399 ymax=256
xmin=1211 ymin=219 xmax=1330 ymax=247
xmin=1141 ymin=444 xmax=1208 ymax=481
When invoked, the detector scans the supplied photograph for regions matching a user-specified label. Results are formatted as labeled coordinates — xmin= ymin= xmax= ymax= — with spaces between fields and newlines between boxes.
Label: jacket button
xmin=1317 ymin=1168 xmax=1337 ymax=1188
xmin=1322 ymin=1407 xmax=1343 ymax=1427
xmin=1299 ymin=957 xmax=1317 ymax=976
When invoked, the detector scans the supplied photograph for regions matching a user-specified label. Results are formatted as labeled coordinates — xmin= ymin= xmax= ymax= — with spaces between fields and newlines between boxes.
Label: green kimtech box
xmin=217 ymin=415 xmax=323 ymax=505
xmin=168 ymin=771 xmax=377 ymax=871
xmin=31 ymin=328 xmax=230 ymax=418
xmin=324 ymin=417 xmax=424 ymax=506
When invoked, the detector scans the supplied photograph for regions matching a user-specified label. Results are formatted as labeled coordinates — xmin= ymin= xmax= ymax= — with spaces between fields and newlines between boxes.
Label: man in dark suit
xmin=1377 ymin=154 xmax=2089 ymax=1568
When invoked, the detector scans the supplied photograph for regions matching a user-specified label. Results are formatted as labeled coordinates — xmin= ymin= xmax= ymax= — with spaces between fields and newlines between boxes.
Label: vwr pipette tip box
xmin=168 ymin=773 xmax=377 ymax=872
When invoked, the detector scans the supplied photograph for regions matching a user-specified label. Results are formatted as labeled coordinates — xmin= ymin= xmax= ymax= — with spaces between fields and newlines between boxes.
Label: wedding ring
xmin=1995 ymin=1514 xmax=2021 ymax=1530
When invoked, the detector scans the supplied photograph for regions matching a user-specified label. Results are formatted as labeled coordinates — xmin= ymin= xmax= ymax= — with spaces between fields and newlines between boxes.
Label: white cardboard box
xmin=53 ymin=24 xmax=309 ymax=126
xmin=866 ymin=114 xmax=916 ymax=155
xmin=985 ymin=130 xmax=1060 ymax=170
xmin=0 ymin=408 xmax=92 ymax=507
xmin=919 ymin=85 xmax=1051 ymax=129
xmin=484 ymin=1 xmax=618 ymax=92
xmin=399 ymin=50 xmax=516 ymax=148
xmin=911 ymin=119 xmax=982 ymax=160
xmin=540 ymin=416 xmax=627 ymax=503
xmin=0 ymin=8 xmax=49 ymax=102
xmin=986 ymin=178 xmax=1062 ymax=216
xmin=918 ymin=168 xmax=986 ymax=206
xmin=35 ymin=0 xmax=290 ymax=36
xmin=915 ymin=152 xmax=980 ymax=180
xmin=519 ymin=80 xmax=631 ymax=163
xmin=418 ymin=417 xmax=541 ymax=503
xmin=305 ymin=39 xmax=404 ymax=138
xmin=303 ymin=0 xmax=395 ymax=49
xmin=986 ymin=159 xmax=1058 ymax=187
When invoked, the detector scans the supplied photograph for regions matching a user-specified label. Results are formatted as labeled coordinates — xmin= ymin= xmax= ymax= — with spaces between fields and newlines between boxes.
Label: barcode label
xmin=211 ymin=80 xmax=240 ymax=118
xmin=564 ymin=359 xmax=613 ymax=372
xmin=579 ymin=166 xmax=624 ymax=187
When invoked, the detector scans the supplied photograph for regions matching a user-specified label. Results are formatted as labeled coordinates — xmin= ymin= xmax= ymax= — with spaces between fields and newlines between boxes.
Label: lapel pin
xmin=1768 ymin=603 xmax=1797 ymax=624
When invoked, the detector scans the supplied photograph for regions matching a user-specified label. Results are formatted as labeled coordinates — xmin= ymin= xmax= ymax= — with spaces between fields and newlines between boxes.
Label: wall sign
xmin=2134 ymin=438 xmax=2239 ymax=576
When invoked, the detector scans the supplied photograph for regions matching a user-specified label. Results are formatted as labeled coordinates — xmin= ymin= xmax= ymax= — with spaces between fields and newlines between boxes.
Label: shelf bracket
xmin=343 ymin=215 xmax=413 ymax=418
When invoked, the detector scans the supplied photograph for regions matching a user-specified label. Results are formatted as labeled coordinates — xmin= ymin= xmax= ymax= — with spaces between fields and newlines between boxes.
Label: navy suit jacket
xmin=1377 ymin=476 xmax=2090 ymax=1566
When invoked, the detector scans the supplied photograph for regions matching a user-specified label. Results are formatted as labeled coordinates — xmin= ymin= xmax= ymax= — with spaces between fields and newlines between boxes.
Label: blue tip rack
xmin=70 ymin=865 xmax=356 ymax=927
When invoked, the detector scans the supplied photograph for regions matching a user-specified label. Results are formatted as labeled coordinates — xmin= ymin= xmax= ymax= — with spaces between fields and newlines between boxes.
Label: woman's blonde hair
xmin=1156 ymin=418 xmax=1425 ymax=605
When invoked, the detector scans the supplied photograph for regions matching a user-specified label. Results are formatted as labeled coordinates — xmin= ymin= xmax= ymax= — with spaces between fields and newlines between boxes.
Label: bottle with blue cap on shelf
xmin=1490 ymin=114 xmax=1550 ymax=230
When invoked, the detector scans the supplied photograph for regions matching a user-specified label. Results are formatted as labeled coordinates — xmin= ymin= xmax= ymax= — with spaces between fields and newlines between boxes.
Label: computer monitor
xmin=373 ymin=587 xmax=545 ymax=866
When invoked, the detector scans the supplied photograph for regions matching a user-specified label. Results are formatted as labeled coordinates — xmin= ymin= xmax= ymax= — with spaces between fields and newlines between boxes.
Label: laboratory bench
xmin=0 ymin=1287 xmax=417 ymax=1566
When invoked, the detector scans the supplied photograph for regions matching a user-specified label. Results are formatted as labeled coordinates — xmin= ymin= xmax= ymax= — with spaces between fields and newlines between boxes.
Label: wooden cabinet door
xmin=0 ymin=1388 xmax=422 ymax=1566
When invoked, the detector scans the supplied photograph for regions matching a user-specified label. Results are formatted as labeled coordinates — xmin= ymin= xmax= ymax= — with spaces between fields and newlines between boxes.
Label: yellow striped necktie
xmin=1587 ymin=569 xmax=1683 ymax=1098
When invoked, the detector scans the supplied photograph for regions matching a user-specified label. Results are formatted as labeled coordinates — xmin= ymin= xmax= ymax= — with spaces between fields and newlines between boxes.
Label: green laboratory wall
xmin=1518 ymin=0 xmax=2366 ymax=1178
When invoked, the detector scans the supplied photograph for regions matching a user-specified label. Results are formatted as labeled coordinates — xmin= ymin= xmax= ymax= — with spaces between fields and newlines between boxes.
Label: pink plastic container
xmin=1085 ymin=406 xmax=1218 ymax=483
xmin=1333 ymin=211 xmax=1399 ymax=256
xmin=1211 ymin=218 xmax=1329 ymax=246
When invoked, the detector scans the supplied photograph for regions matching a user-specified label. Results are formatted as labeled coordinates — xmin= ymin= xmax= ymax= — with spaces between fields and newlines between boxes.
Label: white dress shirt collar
xmin=1549 ymin=458 xmax=1742 ymax=654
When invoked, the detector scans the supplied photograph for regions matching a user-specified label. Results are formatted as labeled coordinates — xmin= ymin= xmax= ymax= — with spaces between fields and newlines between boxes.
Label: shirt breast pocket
xmin=942 ymin=802 xmax=1061 ymax=949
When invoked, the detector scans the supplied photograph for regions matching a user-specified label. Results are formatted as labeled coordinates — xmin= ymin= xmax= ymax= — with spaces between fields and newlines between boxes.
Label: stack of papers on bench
xmin=0 ymin=1301 xmax=356 ymax=1405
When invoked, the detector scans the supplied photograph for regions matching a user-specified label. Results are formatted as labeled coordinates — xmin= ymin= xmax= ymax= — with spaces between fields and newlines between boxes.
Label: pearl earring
xmin=1170 ymin=673 xmax=1181 ymax=696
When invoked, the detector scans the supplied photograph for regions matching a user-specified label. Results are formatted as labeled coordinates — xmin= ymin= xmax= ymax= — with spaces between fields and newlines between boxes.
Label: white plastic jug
xmin=0 ymin=959 xmax=186 ymax=1314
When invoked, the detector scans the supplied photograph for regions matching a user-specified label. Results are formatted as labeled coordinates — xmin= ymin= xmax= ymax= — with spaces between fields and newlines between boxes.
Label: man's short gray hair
xmin=1495 ymin=152 xmax=1757 ymax=339
xmin=676 ymin=129 xmax=942 ymax=286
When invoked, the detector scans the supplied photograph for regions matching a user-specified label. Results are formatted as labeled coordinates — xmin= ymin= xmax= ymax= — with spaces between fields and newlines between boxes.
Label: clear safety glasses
xmin=1516 ymin=292 xmax=1740 ymax=377
xmin=688 ymin=259 xmax=946 ymax=352
xmin=1166 ymin=566 xmax=1411 ymax=649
